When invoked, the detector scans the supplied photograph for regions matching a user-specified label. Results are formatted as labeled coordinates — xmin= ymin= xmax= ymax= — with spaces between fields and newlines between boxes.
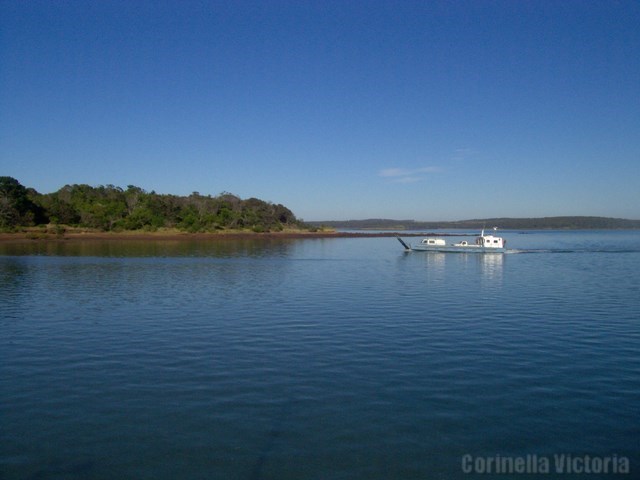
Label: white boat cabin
xmin=399 ymin=228 xmax=507 ymax=253
xmin=475 ymin=234 xmax=505 ymax=249
xmin=421 ymin=238 xmax=446 ymax=246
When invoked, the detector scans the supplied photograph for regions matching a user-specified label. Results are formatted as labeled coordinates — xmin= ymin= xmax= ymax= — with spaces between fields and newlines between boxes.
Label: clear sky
xmin=1 ymin=0 xmax=639 ymax=221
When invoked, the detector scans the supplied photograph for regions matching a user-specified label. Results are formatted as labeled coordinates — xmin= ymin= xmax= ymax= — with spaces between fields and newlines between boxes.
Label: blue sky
xmin=1 ymin=0 xmax=639 ymax=221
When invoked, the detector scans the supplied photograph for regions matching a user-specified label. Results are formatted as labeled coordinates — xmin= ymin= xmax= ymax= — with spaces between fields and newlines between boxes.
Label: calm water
xmin=1 ymin=231 xmax=639 ymax=479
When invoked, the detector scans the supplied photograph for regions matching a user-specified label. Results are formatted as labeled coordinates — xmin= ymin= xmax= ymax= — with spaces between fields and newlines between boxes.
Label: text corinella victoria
xmin=462 ymin=453 xmax=630 ymax=475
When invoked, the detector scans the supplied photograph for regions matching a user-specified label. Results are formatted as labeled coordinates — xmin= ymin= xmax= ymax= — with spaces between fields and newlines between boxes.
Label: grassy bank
xmin=0 ymin=225 xmax=445 ymax=242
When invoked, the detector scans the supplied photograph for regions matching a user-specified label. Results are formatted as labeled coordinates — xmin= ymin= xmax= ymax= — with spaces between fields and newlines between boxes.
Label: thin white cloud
xmin=378 ymin=166 xmax=442 ymax=183
xmin=379 ymin=168 xmax=410 ymax=177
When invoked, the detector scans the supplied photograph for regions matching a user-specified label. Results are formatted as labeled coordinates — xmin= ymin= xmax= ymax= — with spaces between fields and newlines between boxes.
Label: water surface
xmin=1 ymin=231 xmax=639 ymax=479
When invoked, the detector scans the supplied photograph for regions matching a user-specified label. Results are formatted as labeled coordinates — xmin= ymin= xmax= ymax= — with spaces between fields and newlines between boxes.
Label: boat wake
xmin=506 ymin=248 xmax=640 ymax=254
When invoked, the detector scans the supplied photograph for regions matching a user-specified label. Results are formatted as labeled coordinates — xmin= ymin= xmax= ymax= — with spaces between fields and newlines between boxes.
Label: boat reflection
xmin=415 ymin=250 xmax=505 ymax=282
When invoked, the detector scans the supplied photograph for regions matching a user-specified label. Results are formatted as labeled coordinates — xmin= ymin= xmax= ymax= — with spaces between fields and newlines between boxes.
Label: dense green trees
xmin=0 ymin=176 xmax=46 ymax=228
xmin=0 ymin=177 xmax=305 ymax=232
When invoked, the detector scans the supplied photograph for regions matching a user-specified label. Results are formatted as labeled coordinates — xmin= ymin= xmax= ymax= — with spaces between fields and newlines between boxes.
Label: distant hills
xmin=310 ymin=217 xmax=640 ymax=230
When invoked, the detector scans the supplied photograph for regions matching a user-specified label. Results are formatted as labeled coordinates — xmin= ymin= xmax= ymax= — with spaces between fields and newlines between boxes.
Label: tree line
xmin=0 ymin=176 xmax=305 ymax=232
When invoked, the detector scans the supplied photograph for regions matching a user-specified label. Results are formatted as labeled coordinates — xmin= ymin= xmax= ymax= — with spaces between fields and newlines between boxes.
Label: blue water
xmin=1 ymin=231 xmax=639 ymax=479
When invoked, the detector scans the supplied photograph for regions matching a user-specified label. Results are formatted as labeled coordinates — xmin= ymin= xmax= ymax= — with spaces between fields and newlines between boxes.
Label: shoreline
xmin=0 ymin=230 xmax=445 ymax=243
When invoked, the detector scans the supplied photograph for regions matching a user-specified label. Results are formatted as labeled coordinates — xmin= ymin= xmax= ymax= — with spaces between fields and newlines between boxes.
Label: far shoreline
xmin=0 ymin=229 xmax=447 ymax=243
xmin=2 ymin=227 xmax=637 ymax=243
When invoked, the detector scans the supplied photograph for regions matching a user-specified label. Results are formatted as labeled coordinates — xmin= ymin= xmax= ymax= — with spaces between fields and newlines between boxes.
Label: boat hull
xmin=411 ymin=245 xmax=505 ymax=253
